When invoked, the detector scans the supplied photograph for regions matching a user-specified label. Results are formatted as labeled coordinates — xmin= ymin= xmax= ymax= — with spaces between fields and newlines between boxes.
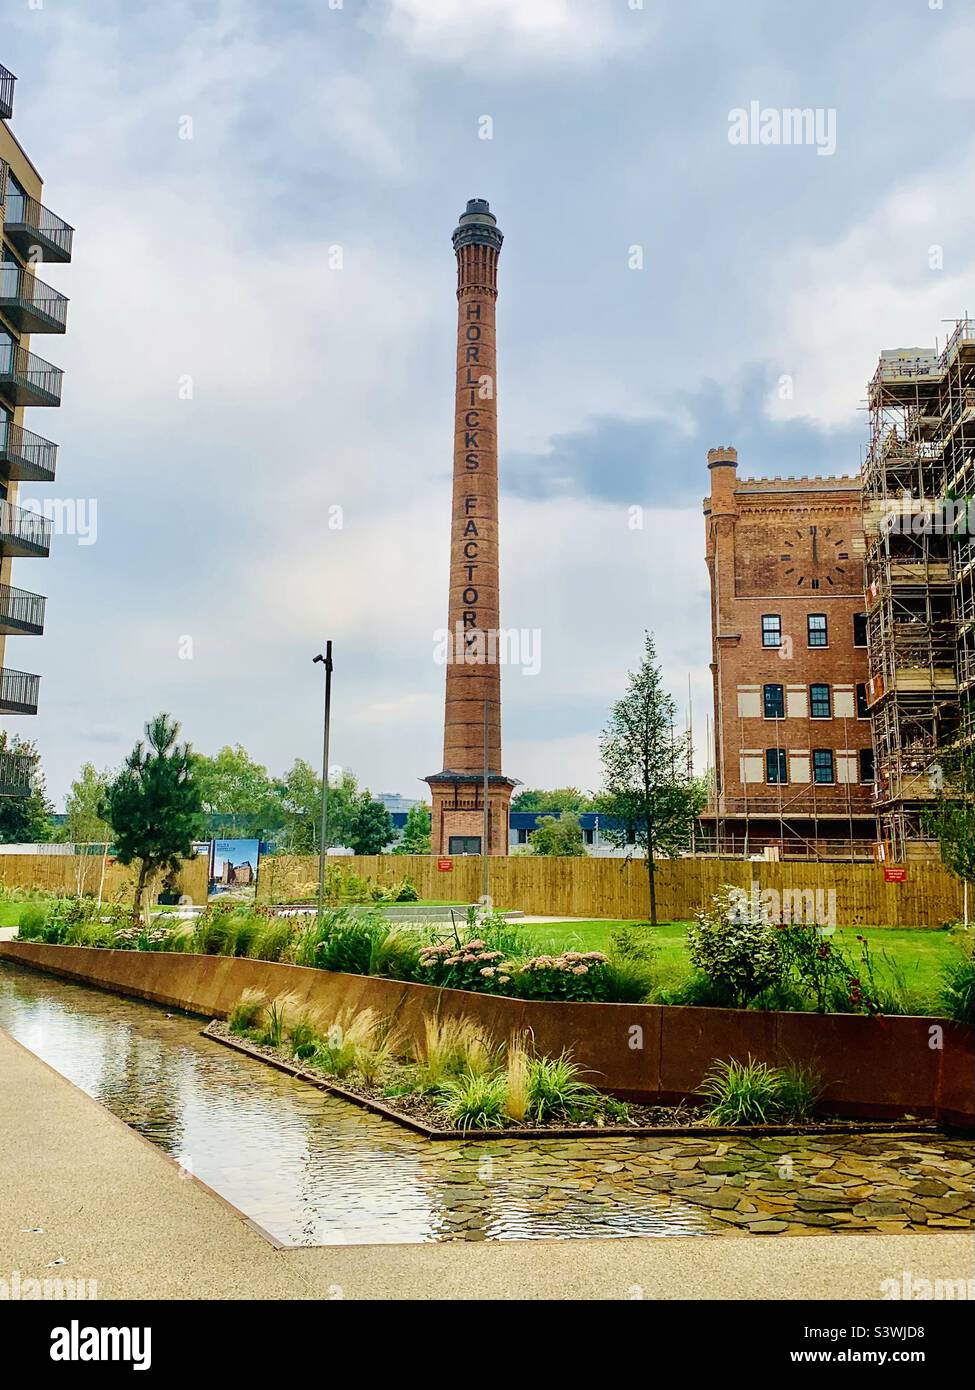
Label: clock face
xmin=779 ymin=525 xmax=850 ymax=589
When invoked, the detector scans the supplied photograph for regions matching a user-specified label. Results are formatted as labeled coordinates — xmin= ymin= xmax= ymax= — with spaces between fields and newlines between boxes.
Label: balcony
xmin=3 ymin=191 xmax=74 ymax=264
xmin=0 ymin=667 xmax=39 ymax=715
xmin=0 ymin=342 xmax=62 ymax=406
xmin=0 ymin=419 xmax=57 ymax=482
xmin=0 ymin=65 xmax=14 ymax=122
xmin=0 ymin=499 xmax=51 ymax=557
xmin=0 ymin=582 xmax=45 ymax=635
xmin=0 ymin=748 xmax=31 ymax=797
xmin=0 ymin=264 xmax=68 ymax=333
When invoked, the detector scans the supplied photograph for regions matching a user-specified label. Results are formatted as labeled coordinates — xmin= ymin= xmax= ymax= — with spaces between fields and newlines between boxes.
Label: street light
xmin=313 ymin=641 xmax=333 ymax=921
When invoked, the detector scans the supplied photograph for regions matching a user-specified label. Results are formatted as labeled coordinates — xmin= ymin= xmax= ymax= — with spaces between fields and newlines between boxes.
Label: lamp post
xmin=313 ymin=641 xmax=333 ymax=921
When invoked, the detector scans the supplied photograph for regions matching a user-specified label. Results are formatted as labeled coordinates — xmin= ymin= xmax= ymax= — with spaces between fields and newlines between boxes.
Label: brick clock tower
xmin=702 ymin=446 xmax=876 ymax=856
xmin=426 ymin=199 xmax=516 ymax=855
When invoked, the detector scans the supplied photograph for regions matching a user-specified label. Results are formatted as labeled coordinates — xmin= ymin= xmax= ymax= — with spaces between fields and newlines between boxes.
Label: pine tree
xmin=104 ymin=714 xmax=204 ymax=920
xmin=598 ymin=632 xmax=703 ymax=925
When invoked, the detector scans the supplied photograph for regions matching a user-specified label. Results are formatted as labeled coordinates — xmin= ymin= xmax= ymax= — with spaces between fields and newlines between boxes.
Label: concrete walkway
xmin=1 ymin=1028 xmax=971 ymax=1300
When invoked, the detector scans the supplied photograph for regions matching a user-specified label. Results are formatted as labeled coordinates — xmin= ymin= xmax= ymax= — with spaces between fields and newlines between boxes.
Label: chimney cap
xmin=707 ymin=445 xmax=738 ymax=468
xmin=453 ymin=198 xmax=503 ymax=252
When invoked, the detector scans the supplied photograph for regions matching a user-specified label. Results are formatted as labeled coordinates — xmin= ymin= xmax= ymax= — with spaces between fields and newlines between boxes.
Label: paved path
xmin=2 ymin=1029 xmax=972 ymax=1300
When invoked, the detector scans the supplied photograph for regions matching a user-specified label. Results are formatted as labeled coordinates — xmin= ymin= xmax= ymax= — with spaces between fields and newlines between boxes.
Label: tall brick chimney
xmin=425 ymin=200 xmax=516 ymax=856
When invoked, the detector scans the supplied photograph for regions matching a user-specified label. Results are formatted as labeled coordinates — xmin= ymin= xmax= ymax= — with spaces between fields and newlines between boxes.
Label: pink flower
xmin=572 ymin=965 xmax=589 ymax=975
xmin=480 ymin=967 xmax=496 ymax=978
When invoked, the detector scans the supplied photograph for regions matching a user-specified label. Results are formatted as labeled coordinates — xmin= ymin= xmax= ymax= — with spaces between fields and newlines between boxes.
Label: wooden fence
xmin=0 ymin=854 xmax=209 ymax=904
xmin=256 ymin=853 xmax=965 ymax=929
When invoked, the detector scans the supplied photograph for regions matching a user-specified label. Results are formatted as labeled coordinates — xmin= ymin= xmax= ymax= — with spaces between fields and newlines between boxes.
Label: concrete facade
xmin=702 ymin=447 xmax=876 ymax=856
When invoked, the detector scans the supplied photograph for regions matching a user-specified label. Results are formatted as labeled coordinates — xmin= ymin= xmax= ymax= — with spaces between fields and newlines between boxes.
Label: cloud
xmin=381 ymin=0 xmax=651 ymax=66
xmin=502 ymin=373 xmax=862 ymax=506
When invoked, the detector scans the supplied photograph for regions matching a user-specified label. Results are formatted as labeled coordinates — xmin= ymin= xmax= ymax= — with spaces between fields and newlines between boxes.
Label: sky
xmin=1 ymin=0 xmax=973 ymax=808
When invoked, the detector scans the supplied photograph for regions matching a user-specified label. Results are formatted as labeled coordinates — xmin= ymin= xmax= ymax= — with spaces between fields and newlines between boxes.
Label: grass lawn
xmin=523 ymin=919 xmax=959 ymax=1004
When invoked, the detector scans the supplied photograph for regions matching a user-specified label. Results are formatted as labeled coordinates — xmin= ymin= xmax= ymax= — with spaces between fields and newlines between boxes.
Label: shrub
xmin=370 ymin=926 xmax=422 ymax=981
xmin=602 ymin=954 xmax=656 ymax=1003
xmin=416 ymin=938 xmax=514 ymax=994
xmin=438 ymin=1071 xmax=507 ymax=1130
xmin=371 ymin=877 xmax=419 ymax=904
xmin=291 ymin=907 xmax=391 ymax=975
xmin=699 ymin=1056 xmax=823 ymax=1125
xmin=526 ymin=1053 xmax=599 ymax=1123
xmin=778 ymin=926 xmax=878 ymax=1015
xmin=776 ymin=1063 xmax=822 ymax=1121
xmin=700 ymin=1057 xmax=785 ymax=1125
xmin=513 ymin=951 xmax=612 ymax=1003
xmin=311 ymin=1009 xmax=381 ymax=1079
xmin=655 ymin=973 xmax=737 ymax=1008
xmin=17 ymin=903 xmax=51 ymax=940
xmin=257 ymin=993 xmax=299 ymax=1049
xmin=247 ymin=918 xmax=295 ymax=963
xmin=939 ymin=947 xmax=975 ymax=1025
xmin=504 ymin=1036 xmax=531 ymax=1123
xmin=354 ymin=1024 xmax=402 ymax=1087
xmin=228 ymin=988 xmax=267 ymax=1035
xmin=687 ymin=886 xmax=784 ymax=1007
xmin=414 ymin=1015 xmax=493 ymax=1090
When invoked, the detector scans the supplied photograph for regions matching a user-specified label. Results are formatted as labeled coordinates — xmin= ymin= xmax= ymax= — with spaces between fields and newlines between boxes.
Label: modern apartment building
xmin=702 ymin=446 xmax=876 ymax=857
xmin=0 ymin=63 xmax=71 ymax=795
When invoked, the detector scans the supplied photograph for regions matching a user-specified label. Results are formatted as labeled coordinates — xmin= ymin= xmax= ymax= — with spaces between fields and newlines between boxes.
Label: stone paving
xmin=418 ymin=1134 xmax=975 ymax=1241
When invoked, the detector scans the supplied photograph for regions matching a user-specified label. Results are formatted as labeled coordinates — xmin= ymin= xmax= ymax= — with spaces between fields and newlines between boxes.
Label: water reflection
xmin=2 ymin=963 xmax=969 ymax=1248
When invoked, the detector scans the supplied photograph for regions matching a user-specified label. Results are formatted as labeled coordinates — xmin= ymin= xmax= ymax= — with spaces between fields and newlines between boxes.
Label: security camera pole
xmin=313 ymin=641 xmax=333 ymax=921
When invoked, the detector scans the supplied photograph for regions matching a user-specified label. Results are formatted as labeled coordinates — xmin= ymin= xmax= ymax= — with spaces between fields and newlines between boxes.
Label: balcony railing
xmin=0 ymin=499 xmax=51 ymax=557
xmin=0 ymin=341 xmax=63 ymax=406
xmin=0 ymin=582 xmax=45 ymax=635
xmin=0 ymin=748 xmax=31 ymax=797
xmin=0 ymin=419 xmax=57 ymax=482
xmin=0 ymin=65 xmax=14 ymax=122
xmin=3 ymin=191 xmax=74 ymax=264
xmin=0 ymin=667 xmax=40 ymax=715
xmin=0 ymin=264 xmax=68 ymax=333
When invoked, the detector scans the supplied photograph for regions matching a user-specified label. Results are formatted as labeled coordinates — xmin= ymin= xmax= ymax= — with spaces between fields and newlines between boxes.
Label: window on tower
xmin=808 ymin=614 xmax=828 ymax=647
xmin=762 ymin=614 xmax=782 ymax=648
xmin=763 ymin=684 xmax=785 ymax=719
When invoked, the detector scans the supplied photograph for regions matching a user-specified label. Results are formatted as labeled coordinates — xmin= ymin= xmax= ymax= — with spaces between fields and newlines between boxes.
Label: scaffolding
xmin=863 ymin=317 xmax=975 ymax=859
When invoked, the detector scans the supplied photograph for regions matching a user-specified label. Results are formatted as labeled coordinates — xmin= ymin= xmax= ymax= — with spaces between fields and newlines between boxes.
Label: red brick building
xmin=701 ymin=446 xmax=877 ymax=856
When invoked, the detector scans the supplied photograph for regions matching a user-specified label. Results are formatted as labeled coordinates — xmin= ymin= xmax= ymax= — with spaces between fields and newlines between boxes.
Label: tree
xmin=598 ymin=632 xmax=704 ymax=925
xmin=103 ymin=713 xmax=205 ymax=919
xmin=0 ymin=733 xmax=54 ymax=843
xmin=530 ymin=811 xmax=586 ymax=856
xmin=394 ymin=802 xmax=431 ymax=855
xmin=346 ymin=793 xmax=394 ymax=856
xmin=512 ymin=786 xmax=592 ymax=813
xmin=55 ymin=762 xmax=113 ymax=844
xmin=191 ymin=745 xmax=281 ymax=838
xmin=273 ymin=761 xmax=359 ymax=855
xmin=926 ymin=735 xmax=975 ymax=884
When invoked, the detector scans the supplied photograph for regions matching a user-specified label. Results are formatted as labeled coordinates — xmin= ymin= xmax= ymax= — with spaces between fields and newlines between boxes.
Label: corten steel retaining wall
xmin=2 ymin=943 xmax=972 ymax=1126
xmin=0 ymin=854 xmax=208 ymax=903
xmin=256 ymin=854 xmax=963 ymax=928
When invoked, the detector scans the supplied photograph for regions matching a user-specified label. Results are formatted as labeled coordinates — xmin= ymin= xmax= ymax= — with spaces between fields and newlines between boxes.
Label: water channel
xmin=2 ymin=961 xmax=971 ymax=1247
